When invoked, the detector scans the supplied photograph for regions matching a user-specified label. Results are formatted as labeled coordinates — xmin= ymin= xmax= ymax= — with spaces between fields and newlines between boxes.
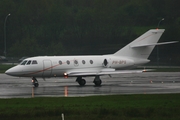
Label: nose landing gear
xmin=32 ymin=77 xmax=39 ymax=87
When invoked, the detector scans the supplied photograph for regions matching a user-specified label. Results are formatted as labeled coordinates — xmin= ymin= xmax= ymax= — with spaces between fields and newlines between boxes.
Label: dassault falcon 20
xmin=5 ymin=29 xmax=177 ymax=87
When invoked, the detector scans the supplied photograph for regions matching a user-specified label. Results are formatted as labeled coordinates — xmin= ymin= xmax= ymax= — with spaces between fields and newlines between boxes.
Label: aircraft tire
xmin=94 ymin=80 xmax=102 ymax=86
xmin=34 ymin=83 xmax=39 ymax=87
xmin=94 ymin=76 xmax=102 ymax=86
xmin=78 ymin=79 xmax=86 ymax=86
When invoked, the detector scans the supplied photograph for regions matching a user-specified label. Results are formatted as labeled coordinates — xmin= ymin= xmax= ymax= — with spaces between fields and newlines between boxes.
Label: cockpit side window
xmin=32 ymin=60 xmax=38 ymax=64
xmin=26 ymin=60 xmax=31 ymax=65
xmin=21 ymin=60 xmax=27 ymax=65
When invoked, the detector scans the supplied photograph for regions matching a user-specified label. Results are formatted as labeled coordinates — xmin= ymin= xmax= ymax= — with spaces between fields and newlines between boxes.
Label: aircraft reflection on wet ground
xmin=0 ymin=72 xmax=180 ymax=98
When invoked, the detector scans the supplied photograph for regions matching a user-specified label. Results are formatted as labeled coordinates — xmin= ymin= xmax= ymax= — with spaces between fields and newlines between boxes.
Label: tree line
xmin=0 ymin=0 xmax=179 ymax=65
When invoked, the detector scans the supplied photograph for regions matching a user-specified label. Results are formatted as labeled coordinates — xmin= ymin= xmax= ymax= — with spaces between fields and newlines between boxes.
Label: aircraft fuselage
xmin=6 ymin=29 xmax=176 ymax=87
xmin=6 ymin=55 xmax=141 ymax=78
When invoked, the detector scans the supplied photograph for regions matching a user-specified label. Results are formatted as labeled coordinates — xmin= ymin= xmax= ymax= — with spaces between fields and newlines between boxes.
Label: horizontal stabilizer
xmin=131 ymin=41 xmax=178 ymax=48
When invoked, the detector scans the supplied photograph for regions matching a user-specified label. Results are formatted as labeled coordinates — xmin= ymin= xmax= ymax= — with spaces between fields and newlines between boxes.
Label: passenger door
xmin=43 ymin=60 xmax=52 ymax=77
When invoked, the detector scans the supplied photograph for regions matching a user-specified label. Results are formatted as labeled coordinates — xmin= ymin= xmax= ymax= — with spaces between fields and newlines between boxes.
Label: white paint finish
xmin=43 ymin=60 xmax=52 ymax=77
xmin=5 ymin=29 xmax=176 ymax=81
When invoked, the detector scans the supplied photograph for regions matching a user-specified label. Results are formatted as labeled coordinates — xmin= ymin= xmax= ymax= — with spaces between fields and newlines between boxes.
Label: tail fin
xmin=113 ymin=29 xmax=165 ymax=59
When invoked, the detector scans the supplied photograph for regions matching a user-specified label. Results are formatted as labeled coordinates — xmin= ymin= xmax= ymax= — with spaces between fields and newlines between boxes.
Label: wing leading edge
xmin=67 ymin=69 xmax=150 ymax=77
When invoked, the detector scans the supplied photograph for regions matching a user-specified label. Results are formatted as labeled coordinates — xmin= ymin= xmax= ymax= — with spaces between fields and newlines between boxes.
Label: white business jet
xmin=5 ymin=29 xmax=177 ymax=87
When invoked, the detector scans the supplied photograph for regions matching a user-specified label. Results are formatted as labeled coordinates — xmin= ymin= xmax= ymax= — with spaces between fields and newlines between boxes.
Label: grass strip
xmin=0 ymin=94 xmax=180 ymax=120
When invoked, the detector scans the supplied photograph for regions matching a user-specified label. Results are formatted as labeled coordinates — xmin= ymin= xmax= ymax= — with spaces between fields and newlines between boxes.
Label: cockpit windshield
xmin=20 ymin=60 xmax=27 ymax=65
xmin=20 ymin=60 xmax=38 ymax=65
xmin=26 ymin=60 xmax=31 ymax=65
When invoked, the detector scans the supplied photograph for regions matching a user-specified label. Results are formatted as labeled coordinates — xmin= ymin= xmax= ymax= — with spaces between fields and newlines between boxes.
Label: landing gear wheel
xmin=34 ymin=83 xmax=39 ymax=87
xmin=93 ymin=76 xmax=102 ymax=86
xmin=78 ymin=79 xmax=86 ymax=86
xmin=94 ymin=80 xmax=102 ymax=86
xmin=76 ymin=77 xmax=86 ymax=86
xmin=32 ymin=77 xmax=39 ymax=87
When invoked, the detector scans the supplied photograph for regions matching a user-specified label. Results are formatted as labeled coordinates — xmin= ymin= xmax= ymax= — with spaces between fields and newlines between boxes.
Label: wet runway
xmin=0 ymin=72 xmax=180 ymax=98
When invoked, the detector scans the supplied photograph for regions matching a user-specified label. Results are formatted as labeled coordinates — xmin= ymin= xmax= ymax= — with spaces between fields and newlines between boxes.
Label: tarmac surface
xmin=0 ymin=72 xmax=180 ymax=98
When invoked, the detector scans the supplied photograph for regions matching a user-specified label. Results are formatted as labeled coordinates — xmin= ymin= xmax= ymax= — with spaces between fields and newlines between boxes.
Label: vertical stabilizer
xmin=113 ymin=29 xmax=165 ymax=59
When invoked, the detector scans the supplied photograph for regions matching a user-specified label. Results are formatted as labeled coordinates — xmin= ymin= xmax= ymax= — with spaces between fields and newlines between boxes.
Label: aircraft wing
xmin=67 ymin=69 xmax=150 ymax=77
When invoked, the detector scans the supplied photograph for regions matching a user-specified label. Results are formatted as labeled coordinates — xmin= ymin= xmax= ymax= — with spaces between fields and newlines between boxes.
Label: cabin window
xmin=26 ymin=60 xmax=31 ymax=65
xmin=59 ymin=60 xmax=62 ymax=65
xmin=90 ymin=60 xmax=93 ymax=64
xmin=21 ymin=60 xmax=27 ymax=65
xmin=32 ymin=60 xmax=38 ymax=64
xmin=66 ymin=60 xmax=70 ymax=65
xmin=82 ymin=60 xmax=85 ymax=64
xmin=74 ymin=60 xmax=78 ymax=65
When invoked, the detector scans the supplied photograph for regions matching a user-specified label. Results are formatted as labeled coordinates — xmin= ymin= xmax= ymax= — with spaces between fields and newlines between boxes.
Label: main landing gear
xmin=76 ymin=76 xmax=102 ymax=86
xmin=93 ymin=76 xmax=102 ymax=86
xmin=32 ymin=77 xmax=39 ymax=87
xmin=76 ymin=77 xmax=86 ymax=86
